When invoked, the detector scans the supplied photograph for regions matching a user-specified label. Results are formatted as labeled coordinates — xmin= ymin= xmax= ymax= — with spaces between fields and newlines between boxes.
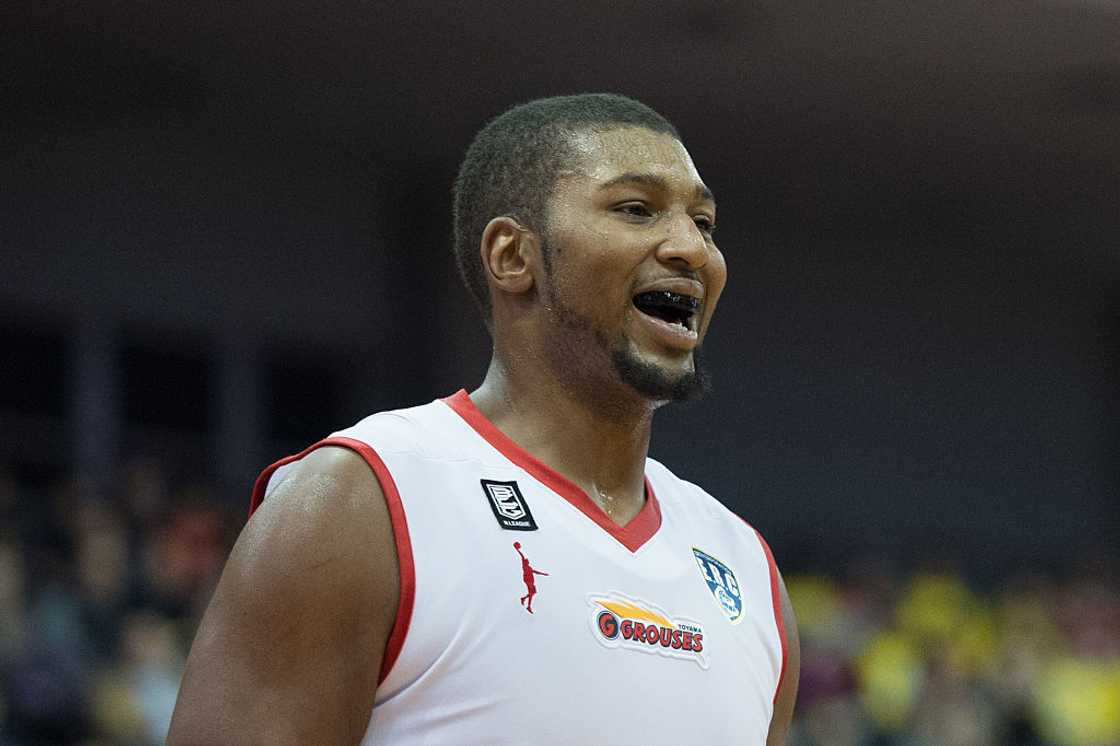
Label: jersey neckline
xmin=441 ymin=389 xmax=662 ymax=553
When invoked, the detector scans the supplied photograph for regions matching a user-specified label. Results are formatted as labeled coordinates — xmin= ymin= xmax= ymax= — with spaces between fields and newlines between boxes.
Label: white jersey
xmin=251 ymin=391 xmax=789 ymax=745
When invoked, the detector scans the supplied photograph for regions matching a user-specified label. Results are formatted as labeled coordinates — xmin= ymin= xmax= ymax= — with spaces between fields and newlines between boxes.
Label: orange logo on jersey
xmin=587 ymin=592 xmax=708 ymax=669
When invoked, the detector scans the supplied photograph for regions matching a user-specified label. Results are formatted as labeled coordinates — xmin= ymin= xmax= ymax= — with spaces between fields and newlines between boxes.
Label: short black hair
xmin=452 ymin=93 xmax=681 ymax=322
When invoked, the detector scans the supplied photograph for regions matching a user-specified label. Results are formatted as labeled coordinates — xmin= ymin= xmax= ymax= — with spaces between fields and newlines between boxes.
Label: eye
xmin=694 ymin=215 xmax=716 ymax=235
xmin=614 ymin=202 xmax=654 ymax=219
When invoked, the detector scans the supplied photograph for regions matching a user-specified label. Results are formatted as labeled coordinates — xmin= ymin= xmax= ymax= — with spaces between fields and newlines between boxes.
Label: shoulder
xmin=330 ymin=397 xmax=463 ymax=460
xmin=243 ymin=442 xmax=403 ymax=633
xmin=252 ymin=445 xmax=391 ymax=534
xmin=248 ymin=444 xmax=400 ymax=638
xmin=224 ymin=444 xmax=400 ymax=653
xmin=251 ymin=398 xmax=453 ymax=513
xmin=170 ymin=445 xmax=399 ymax=743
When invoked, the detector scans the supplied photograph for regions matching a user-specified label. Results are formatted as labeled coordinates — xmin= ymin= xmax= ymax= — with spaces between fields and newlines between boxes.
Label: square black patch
xmin=481 ymin=479 xmax=538 ymax=531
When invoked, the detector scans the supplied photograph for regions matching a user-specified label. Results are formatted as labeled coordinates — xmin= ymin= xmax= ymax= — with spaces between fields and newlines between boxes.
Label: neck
xmin=470 ymin=355 xmax=656 ymax=524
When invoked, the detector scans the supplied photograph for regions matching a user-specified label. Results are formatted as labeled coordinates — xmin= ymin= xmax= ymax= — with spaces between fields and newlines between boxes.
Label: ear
xmin=479 ymin=216 xmax=538 ymax=297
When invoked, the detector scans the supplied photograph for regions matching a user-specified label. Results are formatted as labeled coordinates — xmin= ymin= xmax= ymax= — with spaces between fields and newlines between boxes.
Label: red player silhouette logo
xmin=513 ymin=542 xmax=548 ymax=614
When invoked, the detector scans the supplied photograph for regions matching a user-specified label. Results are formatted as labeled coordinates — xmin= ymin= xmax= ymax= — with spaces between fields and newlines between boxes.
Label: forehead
xmin=558 ymin=127 xmax=711 ymax=199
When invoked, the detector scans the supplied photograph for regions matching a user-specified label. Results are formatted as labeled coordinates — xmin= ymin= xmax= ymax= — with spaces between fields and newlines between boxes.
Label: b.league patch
xmin=692 ymin=548 xmax=743 ymax=624
xmin=481 ymin=479 xmax=538 ymax=531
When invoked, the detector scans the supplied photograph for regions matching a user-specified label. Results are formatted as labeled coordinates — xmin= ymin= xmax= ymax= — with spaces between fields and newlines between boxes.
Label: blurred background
xmin=3 ymin=1 xmax=1119 ymax=743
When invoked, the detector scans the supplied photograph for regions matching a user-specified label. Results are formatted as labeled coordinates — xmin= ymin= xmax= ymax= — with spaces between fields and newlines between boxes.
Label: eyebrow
xmin=598 ymin=172 xmax=715 ymax=204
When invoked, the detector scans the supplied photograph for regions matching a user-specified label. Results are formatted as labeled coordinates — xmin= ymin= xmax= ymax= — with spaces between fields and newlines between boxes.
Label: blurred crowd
xmin=0 ymin=460 xmax=235 ymax=745
xmin=1 ymin=460 xmax=1118 ymax=745
xmin=786 ymin=560 xmax=1120 ymax=746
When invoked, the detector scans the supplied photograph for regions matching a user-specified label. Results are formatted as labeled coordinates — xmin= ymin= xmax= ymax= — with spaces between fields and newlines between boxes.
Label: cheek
xmin=704 ymin=249 xmax=729 ymax=318
xmin=548 ymin=238 xmax=635 ymax=313
xmin=710 ymin=249 xmax=728 ymax=295
xmin=553 ymin=263 xmax=626 ymax=318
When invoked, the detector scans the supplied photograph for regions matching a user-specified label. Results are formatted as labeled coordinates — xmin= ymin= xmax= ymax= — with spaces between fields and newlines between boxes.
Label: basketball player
xmin=169 ymin=94 xmax=799 ymax=744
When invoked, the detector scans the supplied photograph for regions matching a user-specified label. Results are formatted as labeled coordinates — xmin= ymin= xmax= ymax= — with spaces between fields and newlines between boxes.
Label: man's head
xmin=453 ymin=94 xmax=726 ymax=404
xmin=453 ymin=94 xmax=680 ymax=320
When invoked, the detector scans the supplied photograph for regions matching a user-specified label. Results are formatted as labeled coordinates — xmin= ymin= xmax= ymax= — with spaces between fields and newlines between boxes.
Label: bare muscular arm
xmin=766 ymin=572 xmax=801 ymax=746
xmin=167 ymin=446 xmax=399 ymax=746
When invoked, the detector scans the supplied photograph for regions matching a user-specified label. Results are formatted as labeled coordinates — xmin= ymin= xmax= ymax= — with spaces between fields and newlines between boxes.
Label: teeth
xmin=653 ymin=291 xmax=698 ymax=309
xmin=632 ymin=290 xmax=699 ymax=332
xmin=633 ymin=291 xmax=699 ymax=310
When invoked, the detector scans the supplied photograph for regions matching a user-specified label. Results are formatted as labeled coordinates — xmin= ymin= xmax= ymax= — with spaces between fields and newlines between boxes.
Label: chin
xmin=610 ymin=344 xmax=710 ymax=402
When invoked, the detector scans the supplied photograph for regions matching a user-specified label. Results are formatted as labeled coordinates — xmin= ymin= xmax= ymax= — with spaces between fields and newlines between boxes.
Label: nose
xmin=655 ymin=212 xmax=710 ymax=270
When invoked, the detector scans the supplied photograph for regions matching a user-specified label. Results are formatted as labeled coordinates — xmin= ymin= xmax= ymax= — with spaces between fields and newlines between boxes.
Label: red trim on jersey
xmin=248 ymin=436 xmax=416 ymax=686
xmin=751 ymin=526 xmax=788 ymax=708
xmin=441 ymin=389 xmax=662 ymax=553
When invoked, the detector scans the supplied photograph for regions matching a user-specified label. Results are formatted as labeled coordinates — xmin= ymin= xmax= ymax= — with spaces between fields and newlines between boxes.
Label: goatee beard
xmin=610 ymin=341 xmax=711 ymax=402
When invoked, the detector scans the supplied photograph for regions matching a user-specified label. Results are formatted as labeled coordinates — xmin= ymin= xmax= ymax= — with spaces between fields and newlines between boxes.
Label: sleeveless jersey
xmin=250 ymin=390 xmax=788 ymax=745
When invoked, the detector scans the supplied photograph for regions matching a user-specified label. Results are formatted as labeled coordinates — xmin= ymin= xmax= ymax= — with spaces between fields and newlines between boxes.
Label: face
xmin=535 ymin=126 xmax=727 ymax=403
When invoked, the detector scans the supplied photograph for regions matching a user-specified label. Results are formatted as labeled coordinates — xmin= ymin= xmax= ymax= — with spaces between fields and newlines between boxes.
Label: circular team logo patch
xmin=692 ymin=548 xmax=743 ymax=624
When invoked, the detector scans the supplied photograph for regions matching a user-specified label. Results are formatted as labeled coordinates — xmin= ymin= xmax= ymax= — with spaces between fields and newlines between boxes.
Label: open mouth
xmin=632 ymin=290 xmax=700 ymax=330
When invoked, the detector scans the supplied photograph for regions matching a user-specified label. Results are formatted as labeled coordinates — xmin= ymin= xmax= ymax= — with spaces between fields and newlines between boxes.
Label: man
xmin=169 ymin=93 xmax=799 ymax=744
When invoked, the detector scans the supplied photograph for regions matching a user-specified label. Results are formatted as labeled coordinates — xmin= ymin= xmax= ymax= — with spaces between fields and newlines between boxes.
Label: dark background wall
xmin=3 ymin=0 xmax=1118 ymax=577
